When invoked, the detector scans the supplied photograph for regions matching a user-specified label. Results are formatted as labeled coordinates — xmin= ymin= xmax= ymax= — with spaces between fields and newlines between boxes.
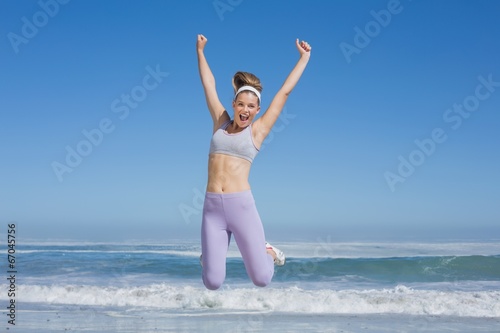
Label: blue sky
xmin=1 ymin=0 xmax=499 ymax=242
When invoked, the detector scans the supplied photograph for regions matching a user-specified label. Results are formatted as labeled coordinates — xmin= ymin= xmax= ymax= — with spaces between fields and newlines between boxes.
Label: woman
xmin=197 ymin=34 xmax=311 ymax=290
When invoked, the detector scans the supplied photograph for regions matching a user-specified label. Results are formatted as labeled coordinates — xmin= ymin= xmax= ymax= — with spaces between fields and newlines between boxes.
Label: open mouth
xmin=239 ymin=114 xmax=249 ymax=122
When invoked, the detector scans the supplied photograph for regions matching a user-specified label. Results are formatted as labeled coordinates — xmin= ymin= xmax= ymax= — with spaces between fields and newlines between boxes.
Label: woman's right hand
xmin=197 ymin=34 xmax=208 ymax=52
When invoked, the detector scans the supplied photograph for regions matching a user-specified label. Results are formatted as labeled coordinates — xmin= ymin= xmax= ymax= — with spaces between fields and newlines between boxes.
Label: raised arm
xmin=254 ymin=39 xmax=312 ymax=144
xmin=197 ymin=34 xmax=227 ymax=129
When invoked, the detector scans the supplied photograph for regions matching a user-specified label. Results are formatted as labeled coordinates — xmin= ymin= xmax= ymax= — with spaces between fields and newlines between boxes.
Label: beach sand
xmin=15 ymin=305 xmax=500 ymax=333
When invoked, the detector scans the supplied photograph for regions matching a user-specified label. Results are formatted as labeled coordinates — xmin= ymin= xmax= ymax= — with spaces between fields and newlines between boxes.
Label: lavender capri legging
xmin=201 ymin=190 xmax=274 ymax=290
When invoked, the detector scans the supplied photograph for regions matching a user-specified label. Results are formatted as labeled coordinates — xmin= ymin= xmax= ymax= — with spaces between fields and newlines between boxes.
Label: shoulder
xmin=250 ymin=119 xmax=268 ymax=149
xmin=213 ymin=111 xmax=231 ymax=133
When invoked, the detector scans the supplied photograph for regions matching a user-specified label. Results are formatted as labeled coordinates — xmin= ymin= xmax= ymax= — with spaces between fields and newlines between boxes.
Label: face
xmin=232 ymin=91 xmax=260 ymax=128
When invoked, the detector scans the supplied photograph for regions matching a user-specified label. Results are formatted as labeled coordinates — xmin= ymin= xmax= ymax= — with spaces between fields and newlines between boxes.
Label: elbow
xmin=279 ymin=88 xmax=292 ymax=97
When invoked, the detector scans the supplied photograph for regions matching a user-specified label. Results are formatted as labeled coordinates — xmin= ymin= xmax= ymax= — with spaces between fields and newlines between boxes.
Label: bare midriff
xmin=206 ymin=153 xmax=252 ymax=193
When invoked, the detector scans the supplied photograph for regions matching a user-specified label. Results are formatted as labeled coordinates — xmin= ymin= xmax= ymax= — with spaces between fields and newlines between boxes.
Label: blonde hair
xmin=232 ymin=71 xmax=262 ymax=104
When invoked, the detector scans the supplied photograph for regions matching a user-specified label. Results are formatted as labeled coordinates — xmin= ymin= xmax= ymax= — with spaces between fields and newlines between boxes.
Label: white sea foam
xmin=17 ymin=241 xmax=500 ymax=259
xmin=276 ymin=241 xmax=500 ymax=259
xmin=17 ymin=249 xmax=202 ymax=257
xmin=6 ymin=284 xmax=500 ymax=318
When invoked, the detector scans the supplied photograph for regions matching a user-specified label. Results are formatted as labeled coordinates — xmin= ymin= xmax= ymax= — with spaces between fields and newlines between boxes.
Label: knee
xmin=253 ymin=279 xmax=270 ymax=288
xmin=250 ymin=270 xmax=273 ymax=288
xmin=203 ymin=271 xmax=225 ymax=290
xmin=203 ymin=279 xmax=223 ymax=290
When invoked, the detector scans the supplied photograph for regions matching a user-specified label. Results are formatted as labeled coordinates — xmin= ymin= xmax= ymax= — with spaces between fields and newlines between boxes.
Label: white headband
xmin=234 ymin=86 xmax=261 ymax=103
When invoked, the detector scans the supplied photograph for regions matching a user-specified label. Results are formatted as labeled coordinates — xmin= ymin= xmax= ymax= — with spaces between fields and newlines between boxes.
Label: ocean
xmin=2 ymin=239 xmax=500 ymax=332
